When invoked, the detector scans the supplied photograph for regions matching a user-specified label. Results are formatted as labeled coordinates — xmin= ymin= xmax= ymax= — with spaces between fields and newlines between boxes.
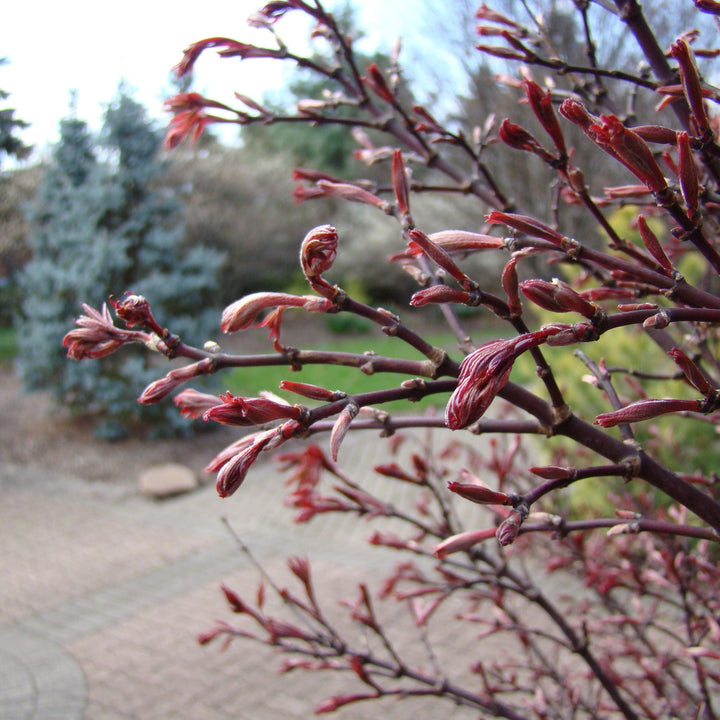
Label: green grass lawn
xmin=223 ymin=330 xmax=469 ymax=412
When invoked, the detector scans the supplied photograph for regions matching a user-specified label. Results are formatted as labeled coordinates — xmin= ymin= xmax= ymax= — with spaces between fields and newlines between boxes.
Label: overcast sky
xmin=1 ymin=0 xmax=450 ymax=162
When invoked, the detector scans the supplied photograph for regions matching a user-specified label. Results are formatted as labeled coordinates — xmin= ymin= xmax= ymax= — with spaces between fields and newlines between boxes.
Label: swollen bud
xmin=520 ymin=278 xmax=597 ymax=318
xmin=300 ymin=225 xmax=338 ymax=283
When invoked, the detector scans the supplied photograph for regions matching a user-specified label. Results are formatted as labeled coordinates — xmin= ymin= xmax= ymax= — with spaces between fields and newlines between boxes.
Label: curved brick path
xmin=0 ymin=432 xmax=494 ymax=720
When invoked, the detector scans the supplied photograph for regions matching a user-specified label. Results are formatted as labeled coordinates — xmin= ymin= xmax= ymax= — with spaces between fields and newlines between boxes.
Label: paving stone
xmin=138 ymin=463 xmax=198 ymax=498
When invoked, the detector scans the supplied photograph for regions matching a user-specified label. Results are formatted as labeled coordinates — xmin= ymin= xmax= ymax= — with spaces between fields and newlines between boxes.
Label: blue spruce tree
xmin=17 ymin=89 xmax=223 ymax=438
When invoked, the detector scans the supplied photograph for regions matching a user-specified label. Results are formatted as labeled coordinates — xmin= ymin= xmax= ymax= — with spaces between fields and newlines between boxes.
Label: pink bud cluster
xmin=560 ymin=101 xmax=668 ymax=194
xmin=203 ymin=392 xmax=303 ymax=426
xmin=63 ymin=303 xmax=145 ymax=360
xmin=163 ymin=92 xmax=240 ymax=149
xmin=208 ymin=420 xmax=302 ymax=497
xmin=445 ymin=328 xmax=559 ymax=429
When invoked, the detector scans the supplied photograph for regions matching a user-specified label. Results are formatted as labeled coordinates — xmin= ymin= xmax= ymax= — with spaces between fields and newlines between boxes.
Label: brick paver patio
xmin=0 ymin=432 xmax=489 ymax=719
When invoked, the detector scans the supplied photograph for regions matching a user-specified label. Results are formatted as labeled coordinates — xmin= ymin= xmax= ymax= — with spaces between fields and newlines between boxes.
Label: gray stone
xmin=137 ymin=463 xmax=198 ymax=498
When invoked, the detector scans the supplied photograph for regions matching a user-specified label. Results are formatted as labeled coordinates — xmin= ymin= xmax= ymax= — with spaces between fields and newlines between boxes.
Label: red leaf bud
xmin=677 ymin=131 xmax=699 ymax=216
xmin=221 ymin=584 xmax=253 ymax=614
xmin=292 ymin=185 xmax=327 ymax=202
xmin=447 ymin=481 xmax=512 ymax=505
xmin=138 ymin=358 xmax=215 ymax=404
xmin=300 ymin=225 xmax=338 ymax=284
xmin=279 ymin=380 xmax=344 ymax=401
xmin=567 ymin=167 xmax=587 ymax=194
xmin=434 ymin=528 xmax=497 ymax=559
xmin=392 ymin=149 xmax=410 ymax=217
xmin=110 ymin=293 xmax=153 ymax=329
xmin=603 ymin=185 xmax=652 ymax=200
xmin=407 ymin=228 xmax=473 ymax=287
xmin=287 ymin=555 xmax=312 ymax=588
xmin=446 ymin=329 xmax=557 ymax=429
xmin=593 ymin=116 xmax=668 ymax=193
xmin=316 ymin=693 xmax=379 ymax=714
xmin=428 ymin=230 xmax=505 ymax=253
xmin=501 ymin=257 xmax=522 ymax=317
xmin=670 ymin=39 xmax=710 ymax=131
xmin=63 ymin=303 xmax=138 ymax=360
xmin=214 ymin=421 xmax=299 ymax=497
xmin=197 ymin=626 xmax=224 ymax=645
xmin=667 ymin=348 xmax=715 ymax=396
xmin=173 ymin=37 xmax=282 ymax=78
xmin=496 ymin=510 xmax=524 ymax=547
xmin=524 ymin=80 xmax=566 ymax=156
xmin=498 ymin=119 xmax=537 ymax=151
xmin=292 ymin=167 xmax=342 ymax=183
xmin=694 ymin=0 xmax=720 ymax=15
xmin=362 ymin=63 xmax=395 ymax=104
xmin=544 ymin=321 xmax=598 ymax=346
xmin=486 ymin=211 xmax=565 ymax=244
xmin=374 ymin=463 xmax=422 ymax=484
xmin=529 ymin=466 xmax=573 ymax=480
xmin=400 ymin=231 xmax=505 ymax=260
xmin=559 ymin=98 xmax=599 ymax=132
xmin=315 ymin=180 xmax=389 ymax=210
xmin=330 ymin=402 xmax=358 ymax=461
xmin=475 ymin=4 xmax=522 ymax=28
xmin=498 ymin=118 xmax=557 ymax=164
xmin=410 ymin=286 xmax=473 ymax=306
xmin=215 ymin=438 xmax=267 ymax=497
xmin=173 ymin=388 xmax=222 ymax=419
xmin=475 ymin=44 xmax=527 ymax=61
xmin=614 ymin=509 xmax=642 ymax=519
xmin=412 ymin=104 xmax=444 ymax=133
xmin=632 ymin=125 xmax=680 ymax=145
xmin=221 ymin=292 xmax=333 ymax=333
xmin=367 ymin=530 xmax=417 ymax=550
xmin=594 ymin=398 xmax=701 ymax=427
xmin=636 ymin=216 xmax=673 ymax=272
xmin=643 ymin=311 xmax=670 ymax=329
xmin=498 ymin=29 xmax=531 ymax=54
xmin=520 ymin=278 xmax=597 ymax=318
xmin=203 ymin=392 xmax=302 ymax=426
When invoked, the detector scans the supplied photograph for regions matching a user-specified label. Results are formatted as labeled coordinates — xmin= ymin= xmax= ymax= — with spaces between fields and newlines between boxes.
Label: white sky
xmin=1 ymin=0 xmax=434 ymax=161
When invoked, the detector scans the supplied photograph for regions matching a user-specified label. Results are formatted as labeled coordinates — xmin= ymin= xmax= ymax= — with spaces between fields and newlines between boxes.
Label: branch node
xmin=551 ymin=403 xmax=573 ymax=428
xmin=284 ymin=346 xmax=302 ymax=371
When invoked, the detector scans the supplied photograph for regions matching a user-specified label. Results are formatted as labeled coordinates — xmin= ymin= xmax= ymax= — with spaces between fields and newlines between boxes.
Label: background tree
xmin=0 ymin=57 xmax=31 ymax=168
xmin=0 ymin=57 xmax=32 ymax=324
xmin=17 ymin=88 xmax=223 ymax=438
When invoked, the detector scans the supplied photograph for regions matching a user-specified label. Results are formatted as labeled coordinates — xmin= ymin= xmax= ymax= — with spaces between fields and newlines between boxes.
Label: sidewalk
xmin=0 ymin=433 xmax=483 ymax=720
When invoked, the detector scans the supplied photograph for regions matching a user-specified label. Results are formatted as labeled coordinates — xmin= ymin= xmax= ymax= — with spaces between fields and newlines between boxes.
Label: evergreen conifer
xmin=17 ymin=89 xmax=223 ymax=437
